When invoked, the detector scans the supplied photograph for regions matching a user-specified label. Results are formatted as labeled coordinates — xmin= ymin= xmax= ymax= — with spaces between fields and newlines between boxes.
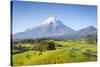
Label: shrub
xmin=26 ymin=54 xmax=31 ymax=59
xmin=47 ymin=41 xmax=56 ymax=50
xmin=82 ymin=49 xmax=95 ymax=57
xmin=85 ymin=49 xmax=92 ymax=53
xmin=69 ymin=48 xmax=77 ymax=58
xmin=56 ymin=44 xmax=63 ymax=47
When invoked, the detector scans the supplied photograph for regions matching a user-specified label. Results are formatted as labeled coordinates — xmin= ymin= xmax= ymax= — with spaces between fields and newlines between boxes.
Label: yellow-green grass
xmin=12 ymin=40 xmax=97 ymax=66
xmin=15 ymin=43 xmax=33 ymax=48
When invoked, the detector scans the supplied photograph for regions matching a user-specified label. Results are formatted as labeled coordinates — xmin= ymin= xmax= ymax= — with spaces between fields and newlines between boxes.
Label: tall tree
xmin=84 ymin=35 xmax=95 ymax=44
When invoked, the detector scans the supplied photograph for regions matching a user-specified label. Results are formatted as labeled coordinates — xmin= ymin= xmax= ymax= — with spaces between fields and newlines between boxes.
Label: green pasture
xmin=12 ymin=40 xmax=97 ymax=66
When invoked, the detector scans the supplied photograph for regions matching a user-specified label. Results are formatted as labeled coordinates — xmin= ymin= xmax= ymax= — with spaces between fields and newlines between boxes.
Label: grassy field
xmin=12 ymin=40 xmax=97 ymax=66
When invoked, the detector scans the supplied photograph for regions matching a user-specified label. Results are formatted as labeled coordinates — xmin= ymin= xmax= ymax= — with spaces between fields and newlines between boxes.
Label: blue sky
xmin=12 ymin=1 xmax=97 ymax=34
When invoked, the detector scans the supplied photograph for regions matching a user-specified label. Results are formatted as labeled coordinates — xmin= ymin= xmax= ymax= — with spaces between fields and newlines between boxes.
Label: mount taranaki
xmin=13 ymin=17 xmax=97 ymax=40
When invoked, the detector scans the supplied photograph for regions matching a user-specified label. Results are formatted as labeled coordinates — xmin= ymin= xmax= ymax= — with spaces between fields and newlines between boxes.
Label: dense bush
xmin=47 ymin=41 xmax=56 ymax=50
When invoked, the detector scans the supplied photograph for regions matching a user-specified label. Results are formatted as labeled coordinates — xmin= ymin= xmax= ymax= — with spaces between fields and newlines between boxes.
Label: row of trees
xmin=13 ymin=40 xmax=56 ymax=52
xmin=12 ymin=35 xmax=96 ymax=52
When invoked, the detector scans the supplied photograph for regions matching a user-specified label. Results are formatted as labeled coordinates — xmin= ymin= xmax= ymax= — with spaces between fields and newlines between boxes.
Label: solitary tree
xmin=47 ymin=41 xmax=56 ymax=50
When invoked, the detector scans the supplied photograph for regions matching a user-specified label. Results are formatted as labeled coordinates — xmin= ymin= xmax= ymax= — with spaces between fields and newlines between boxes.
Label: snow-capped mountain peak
xmin=13 ymin=16 xmax=96 ymax=39
xmin=41 ymin=16 xmax=57 ymax=25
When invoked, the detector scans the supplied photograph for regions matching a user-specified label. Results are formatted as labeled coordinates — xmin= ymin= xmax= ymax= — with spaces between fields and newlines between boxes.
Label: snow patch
xmin=41 ymin=16 xmax=57 ymax=25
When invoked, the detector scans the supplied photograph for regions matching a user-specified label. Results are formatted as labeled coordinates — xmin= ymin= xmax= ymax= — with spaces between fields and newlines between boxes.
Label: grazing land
xmin=12 ymin=40 xmax=97 ymax=66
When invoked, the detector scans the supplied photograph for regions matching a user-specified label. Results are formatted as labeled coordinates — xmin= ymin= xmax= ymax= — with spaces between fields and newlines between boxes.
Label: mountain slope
xmin=13 ymin=17 xmax=75 ymax=39
xmin=75 ymin=26 xmax=97 ymax=38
